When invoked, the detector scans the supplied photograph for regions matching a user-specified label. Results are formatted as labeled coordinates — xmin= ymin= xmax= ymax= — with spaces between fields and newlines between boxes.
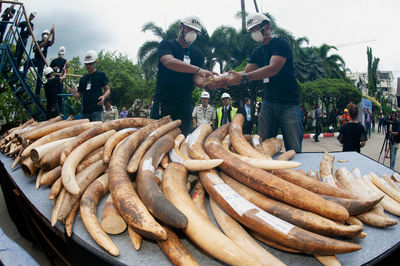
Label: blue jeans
xmin=390 ymin=142 xmax=398 ymax=170
xmin=82 ymin=111 xmax=103 ymax=122
xmin=258 ymin=100 xmax=303 ymax=153
xmin=366 ymin=122 xmax=371 ymax=138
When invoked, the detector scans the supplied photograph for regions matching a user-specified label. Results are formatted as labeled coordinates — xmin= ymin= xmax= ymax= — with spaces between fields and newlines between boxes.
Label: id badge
xmin=263 ymin=77 xmax=269 ymax=83
xmin=183 ymin=55 xmax=191 ymax=64
xmin=86 ymin=81 xmax=91 ymax=90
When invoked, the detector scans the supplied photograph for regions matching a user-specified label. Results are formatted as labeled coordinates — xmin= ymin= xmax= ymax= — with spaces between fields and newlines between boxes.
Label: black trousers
xmin=242 ymin=120 xmax=253 ymax=135
xmin=160 ymin=101 xmax=192 ymax=136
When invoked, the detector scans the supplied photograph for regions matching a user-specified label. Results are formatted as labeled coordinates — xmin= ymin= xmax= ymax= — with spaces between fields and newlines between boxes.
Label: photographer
xmin=389 ymin=112 xmax=400 ymax=170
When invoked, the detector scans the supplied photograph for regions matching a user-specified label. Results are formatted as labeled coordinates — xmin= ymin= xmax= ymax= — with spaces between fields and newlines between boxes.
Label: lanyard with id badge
xmin=183 ymin=47 xmax=191 ymax=64
xmin=86 ymin=75 xmax=92 ymax=91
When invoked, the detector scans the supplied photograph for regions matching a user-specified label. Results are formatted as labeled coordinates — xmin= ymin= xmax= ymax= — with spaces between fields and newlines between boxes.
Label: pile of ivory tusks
xmin=2 ymin=113 xmax=400 ymax=265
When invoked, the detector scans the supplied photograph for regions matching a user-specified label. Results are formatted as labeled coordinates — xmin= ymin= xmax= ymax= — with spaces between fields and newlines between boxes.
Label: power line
xmin=336 ymin=39 xmax=377 ymax=48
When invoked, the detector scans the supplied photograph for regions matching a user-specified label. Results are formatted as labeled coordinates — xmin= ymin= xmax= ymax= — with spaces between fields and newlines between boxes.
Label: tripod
xmin=378 ymin=124 xmax=393 ymax=164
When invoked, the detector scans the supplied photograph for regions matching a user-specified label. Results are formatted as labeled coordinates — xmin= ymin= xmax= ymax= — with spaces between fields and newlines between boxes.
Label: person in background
xmin=0 ymin=3 xmax=16 ymax=42
xmin=43 ymin=66 xmax=66 ymax=119
xmin=364 ymin=107 xmax=372 ymax=139
xmin=226 ymin=13 xmax=303 ymax=152
xmin=29 ymin=26 xmax=55 ymax=97
xmin=102 ymin=98 xmax=118 ymax=122
xmin=50 ymin=46 xmax=68 ymax=114
xmin=120 ymin=106 xmax=128 ymax=118
xmin=15 ymin=11 xmax=36 ymax=68
xmin=150 ymin=16 xmax=219 ymax=136
xmin=192 ymin=91 xmax=216 ymax=129
xmin=313 ymin=103 xmax=322 ymax=142
xmin=216 ymin=92 xmax=237 ymax=127
xmin=372 ymin=113 xmax=375 ymax=132
xmin=69 ymin=50 xmax=110 ymax=121
xmin=378 ymin=113 xmax=384 ymax=133
xmin=309 ymin=105 xmax=316 ymax=132
xmin=389 ymin=112 xmax=400 ymax=170
xmin=341 ymin=108 xmax=350 ymax=126
xmin=238 ymin=97 xmax=256 ymax=134
xmin=339 ymin=103 xmax=367 ymax=153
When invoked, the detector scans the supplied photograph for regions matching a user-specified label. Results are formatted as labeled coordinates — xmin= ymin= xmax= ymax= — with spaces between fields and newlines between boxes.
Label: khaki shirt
xmin=102 ymin=105 xmax=119 ymax=122
xmin=192 ymin=104 xmax=216 ymax=126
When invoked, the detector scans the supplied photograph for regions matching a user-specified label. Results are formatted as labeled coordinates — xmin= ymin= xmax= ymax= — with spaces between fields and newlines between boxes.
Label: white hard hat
xmin=58 ymin=46 xmax=66 ymax=55
xmin=201 ymin=91 xmax=210 ymax=99
xmin=246 ymin=13 xmax=271 ymax=31
xmin=221 ymin=92 xmax=231 ymax=99
xmin=84 ymin=50 xmax=97 ymax=64
xmin=42 ymin=29 xmax=50 ymax=36
xmin=31 ymin=11 xmax=37 ymax=17
xmin=181 ymin=16 xmax=203 ymax=32
xmin=44 ymin=66 xmax=53 ymax=76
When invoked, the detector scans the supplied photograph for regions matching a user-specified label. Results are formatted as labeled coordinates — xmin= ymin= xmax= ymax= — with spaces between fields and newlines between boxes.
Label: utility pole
xmin=253 ymin=0 xmax=259 ymax=12
xmin=241 ymin=0 xmax=246 ymax=31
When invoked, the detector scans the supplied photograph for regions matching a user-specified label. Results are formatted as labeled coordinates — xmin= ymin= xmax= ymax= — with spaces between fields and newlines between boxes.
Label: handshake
xmin=197 ymin=71 xmax=244 ymax=89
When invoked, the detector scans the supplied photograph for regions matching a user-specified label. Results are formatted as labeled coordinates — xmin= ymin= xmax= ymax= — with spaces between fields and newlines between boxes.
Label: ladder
xmin=0 ymin=1 xmax=81 ymax=121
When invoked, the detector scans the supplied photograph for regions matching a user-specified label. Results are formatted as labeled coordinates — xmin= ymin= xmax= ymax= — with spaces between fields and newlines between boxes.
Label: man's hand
xmin=226 ymin=70 xmax=242 ymax=86
xmin=98 ymin=95 xmax=106 ymax=106
xmin=197 ymin=68 xmax=217 ymax=79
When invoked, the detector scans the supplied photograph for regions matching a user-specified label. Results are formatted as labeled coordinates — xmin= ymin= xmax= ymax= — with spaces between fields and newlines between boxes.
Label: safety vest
xmin=216 ymin=106 xmax=238 ymax=127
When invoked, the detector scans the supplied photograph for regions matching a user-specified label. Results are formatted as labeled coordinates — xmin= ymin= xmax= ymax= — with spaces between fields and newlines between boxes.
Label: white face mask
xmin=251 ymin=30 xmax=264 ymax=43
xmin=184 ymin=31 xmax=197 ymax=45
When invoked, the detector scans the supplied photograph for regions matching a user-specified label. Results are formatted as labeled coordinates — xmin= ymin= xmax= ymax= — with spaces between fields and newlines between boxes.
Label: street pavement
xmin=301 ymin=130 xmax=400 ymax=173
xmin=0 ymin=130 xmax=398 ymax=265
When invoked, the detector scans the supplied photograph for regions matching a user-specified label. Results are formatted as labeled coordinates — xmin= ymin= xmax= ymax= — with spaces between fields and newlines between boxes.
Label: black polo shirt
xmin=249 ymin=38 xmax=299 ymax=105
xmin=78 ymin=70 xmax=108 ymax=113
xmin=155 ymin=39 xmax=204 ymax=103
xmin=50 ymin=57 xmax=67 ymax=73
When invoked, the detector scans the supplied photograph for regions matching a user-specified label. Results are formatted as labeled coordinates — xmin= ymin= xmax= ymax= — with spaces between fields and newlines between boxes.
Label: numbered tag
xmin=263 ymin=77 xmax=269 ymax=83
xmin=183 ymin=55 xmax=191 ymax=64
xmin=86 ymin=82 xmax=91 ymax=91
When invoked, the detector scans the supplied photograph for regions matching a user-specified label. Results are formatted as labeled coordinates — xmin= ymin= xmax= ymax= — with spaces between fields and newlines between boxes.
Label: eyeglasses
xmin=85 ymin=62 xmax=94 ymax=66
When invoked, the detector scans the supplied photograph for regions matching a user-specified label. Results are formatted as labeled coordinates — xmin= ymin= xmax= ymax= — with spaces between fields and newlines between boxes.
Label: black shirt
xmin=1 ymin=7 xmax=16 ymax=21
xmin=34 ymin=40 xmax=51 ymax=60
xmin=155 ymin=39 xmax=204 ymax=103
xmin=340 ymin=122 xmax=367 ymax=153
xmin=44 ymin=77 xmax=60 ymax=108
xmin=50 ymin=57 xmax=67 ymax=73
xmin=18 ymin=21 xmax=33 ymax=39
xmin=249 ymin=38 xmax=299 ymax=105
xmin=392 ymin=119 xmax=400 ymax=143
xmin=78 ymin=70 xmax=108 ymax=113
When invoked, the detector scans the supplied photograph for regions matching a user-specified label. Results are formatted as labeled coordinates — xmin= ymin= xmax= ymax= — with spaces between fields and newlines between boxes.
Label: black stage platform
xmin=1 ymin=152 xmax=400 ymax=265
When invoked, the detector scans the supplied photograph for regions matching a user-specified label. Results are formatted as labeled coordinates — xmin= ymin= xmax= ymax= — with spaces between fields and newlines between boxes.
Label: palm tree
xmin=294 ymin=47 xmax=326 ymax=82
xmin=317 ymin=44 xmax=347 ymax=80
xmin=137 ymin=21 xmax=180 ymax=80
xmin=210 ymin=26 xmax=256 ymax=73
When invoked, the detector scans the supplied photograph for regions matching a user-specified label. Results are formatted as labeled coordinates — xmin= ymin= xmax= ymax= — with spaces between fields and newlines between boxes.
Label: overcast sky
xmin=18 ymin=0 xmax=400 ymax=87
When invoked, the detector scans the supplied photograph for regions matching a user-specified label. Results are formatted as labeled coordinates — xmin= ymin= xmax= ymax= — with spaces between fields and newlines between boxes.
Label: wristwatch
xmin=241 ymin=74 xmax=248 ymax=85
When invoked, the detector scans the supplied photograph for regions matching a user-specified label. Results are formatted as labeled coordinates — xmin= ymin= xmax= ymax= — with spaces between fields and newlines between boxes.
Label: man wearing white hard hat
xmin=50 ymin=46 xmax=68 ymax=114
xmin=226 ymin=13 xmax=303 ymax=152
xmin=43 ymin=65 xmax=66 ymax=119
xmin=70 ymin=50 xmax=110 ymax=121
xmin=192 ymin=91 xmax=216 ymax=129
xmin=31 ymin=25 xmax=55 ymax=97
xmin=216 ymin=92 xmax=237 ymax=127
xmin=150 ymin=15 xmax=218 ymax=136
